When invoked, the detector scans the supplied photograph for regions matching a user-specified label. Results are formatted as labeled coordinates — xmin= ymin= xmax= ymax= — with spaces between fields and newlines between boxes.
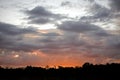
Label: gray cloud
xmin=42 ymin=32 xmax=61 ymax=36
xmin=80 ymin=0 xmax=120 ymax=24
xmin=80 ymin=2 xmax=111 ymax=22
xmin=86 ymin=35 xmax=120 ymax=60
xmin=58 ymin=21 xmax=110 ymax=37
xmin=0 ymin=21 xmax=65 ymax=52
xmin=0 ymin=22 xmax=23 ymax=35
xmin=110 ymin=0 xmax=120 ymax=11
xmin=61 ymin=1 xmax=71 ymax=7
xmin=0 ymin=21 xmax=120 ymax=66
xmin=0 ymin=22 xmax=22 ymax=50
xmin=58 ymin=21 xmax=99 ymax=32
xmin=0 ymin=22 xmax=38 ymax=35
xmin=24 ymin=6 xmax=64 ymax=24
xmin=28 ymin=18 xmax=52 ymax=24
xmin=1 ymin=0 xmax=120 ymax=66
xmin=106 ymin=36 xmax=120 ymax=49
xmin=0 ymin=22 xmax=40 ymax=51
xmin=26 ymin=6 xmax=53 ymax=18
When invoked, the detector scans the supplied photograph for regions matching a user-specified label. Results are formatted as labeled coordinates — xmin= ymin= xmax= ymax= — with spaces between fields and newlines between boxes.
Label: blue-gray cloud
xmin=80 ymin=1 xmax=111 ymax=22
xmin=58 ymin=20 xmax=110 ymax=37
xmin=110 ymin=0 xmax=120 ymax=11
xmin=24 ymin=6 xmax=65 ymax=24
xmin=0 ymin=22 xmax=39 ymax=51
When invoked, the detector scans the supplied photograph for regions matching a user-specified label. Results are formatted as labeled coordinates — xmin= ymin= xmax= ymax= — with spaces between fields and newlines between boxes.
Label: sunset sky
xmin=0 ymin=0 xmax=120 ymax=67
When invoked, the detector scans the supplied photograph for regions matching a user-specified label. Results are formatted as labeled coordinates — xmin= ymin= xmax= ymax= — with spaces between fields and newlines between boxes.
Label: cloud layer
xmin=0 ymin=0 xmax=120 ymax=67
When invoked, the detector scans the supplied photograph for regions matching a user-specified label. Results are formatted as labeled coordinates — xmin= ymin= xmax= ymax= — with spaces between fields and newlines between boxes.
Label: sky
xmin=0 ymin=0 xmax=120 ymax=67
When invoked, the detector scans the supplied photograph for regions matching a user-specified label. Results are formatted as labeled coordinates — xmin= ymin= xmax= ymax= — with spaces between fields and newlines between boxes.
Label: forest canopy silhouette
xmin=0 ymin=62 xmax=120 ymax=80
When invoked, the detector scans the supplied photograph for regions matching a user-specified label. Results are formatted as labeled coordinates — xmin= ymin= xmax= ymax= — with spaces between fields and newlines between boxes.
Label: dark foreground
xmin=0 ymin=63 xmax=120 ymax=80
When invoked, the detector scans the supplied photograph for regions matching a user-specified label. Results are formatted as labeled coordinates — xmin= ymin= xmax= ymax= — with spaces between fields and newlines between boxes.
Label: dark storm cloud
xmin=24 ymin=6 xmax=64 ymax=24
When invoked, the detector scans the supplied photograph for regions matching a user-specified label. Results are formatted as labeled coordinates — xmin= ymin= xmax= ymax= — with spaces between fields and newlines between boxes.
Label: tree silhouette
xmin=0 ymin=62 xmax=120 ymax=80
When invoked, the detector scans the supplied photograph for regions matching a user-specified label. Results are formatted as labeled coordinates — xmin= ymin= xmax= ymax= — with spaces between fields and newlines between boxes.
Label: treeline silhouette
xmin=0 ymin=63 xmax=120 ymax=80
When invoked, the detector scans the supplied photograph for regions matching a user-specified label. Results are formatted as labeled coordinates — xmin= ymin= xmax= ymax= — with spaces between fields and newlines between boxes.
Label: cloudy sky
xmin=0 ymin=0 xmax=120 ymax=67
